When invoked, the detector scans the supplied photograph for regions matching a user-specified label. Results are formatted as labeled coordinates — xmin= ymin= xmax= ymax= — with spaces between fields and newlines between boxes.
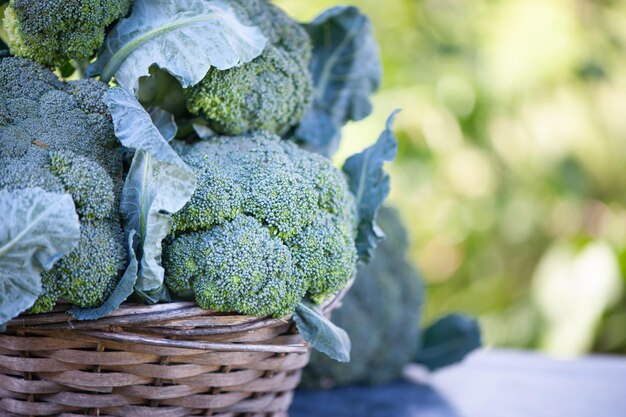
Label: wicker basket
xmin=0 ymin=296 xmax=344 ymax=417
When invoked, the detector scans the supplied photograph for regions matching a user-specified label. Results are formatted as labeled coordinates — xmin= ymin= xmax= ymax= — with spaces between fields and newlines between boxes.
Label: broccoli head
xmin=166 ymin=215 xmax=305 ymax=317
xmin=164 ymin=133 xmax=357 ymax=317
xmin=3 ymin=0 xmax=132 ymax=67
xmin=302 ymin=207 xmax=425 ymax=387
xmin=185 ymin=0 xmax=313 ymax=136
xmin=0 ymin=57 xmax=126 ymax=313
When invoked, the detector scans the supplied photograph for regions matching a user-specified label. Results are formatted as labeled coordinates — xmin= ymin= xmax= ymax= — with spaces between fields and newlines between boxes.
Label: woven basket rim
xmin=7 ymin=276 xmax=354 ymax=327
xmin=4 ymin=278 xmax=354 ymax=355
xmin=5 ymin=302 xmax=303 ymax=354
xmin=7 ymin=301 xmax=286 ymax=329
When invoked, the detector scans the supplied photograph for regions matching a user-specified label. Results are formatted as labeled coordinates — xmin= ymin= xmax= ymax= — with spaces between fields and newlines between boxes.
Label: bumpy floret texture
xmin=49 ymin=151 xmax=116 ymax=221
xmin=185 ymin=0 xmax=313 ymax=135
xmin=302 ymin=207 xmax=425 ymax=387
xmin=40 ymin=222 xmax=124 ymax=309
xmin=28 ymin=273 xmax=59 ymax=315
xmin=3 ymin=0 xmax=132 ymax=67
xmin=166 ymin=215 xmax=305 ymax=316
xmin=164 ymin=133 xmax=357 ymax=317
xmin=0 ymin=57 xmax=126 ymax=313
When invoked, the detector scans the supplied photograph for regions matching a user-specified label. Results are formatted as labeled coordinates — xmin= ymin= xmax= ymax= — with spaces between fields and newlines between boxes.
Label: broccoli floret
xmin=185 ymin=0 xmax=313 ymax=135
xmin=3 ymin=0 xmax=132 ymax=67
xmin=287 ymin=212 xmax=357 ymax=303
xmin=65 ymin=79 xmax=113 ymax=120
xmin=0 ymin=57 xmax=126 ymax=313
xmin=166 ymin=215 xmax=306 ymax=317
xmin=42 ymin=222 xmax=125 ymax=308
xmin=302 ymin=207 xmax=425 ymax=387
xmin=49 ymin=151 xmax=116 ymax=221
xmin=164 ymin=133 xmax=357 ymax=317
xmin=28 ymin=274 xmax=60 ymax=314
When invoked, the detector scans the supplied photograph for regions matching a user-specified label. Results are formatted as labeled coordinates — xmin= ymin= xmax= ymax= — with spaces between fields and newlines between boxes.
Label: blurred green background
xmin=276 ymin=0 xmax=626 ymax=357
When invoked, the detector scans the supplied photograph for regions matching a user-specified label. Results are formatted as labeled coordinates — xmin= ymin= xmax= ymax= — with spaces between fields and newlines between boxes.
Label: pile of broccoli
xmin=0 ymin=0 xmax=394 ymax=356
xmin=0 ymin=1 xmax=481 ymax=402
xmin=164 ymin=133 xmax=357 ymax=317
xmin=0 ymin=57 xmax=126 ymax=312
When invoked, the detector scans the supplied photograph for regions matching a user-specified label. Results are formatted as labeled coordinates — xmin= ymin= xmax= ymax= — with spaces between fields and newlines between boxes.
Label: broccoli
xmin=0 ymin=57 xmax=126 ymax=312
xmin=302 ymin=206 xmax=425 ymax=387
xmin=163 ymin=132 xmax=357 ymax=317
xmin=166 ymin=215 xmax=305 ymax=316
xmin=3 ymin=0 xmax=132 ymax=67
xmin=185 ymin=0 xmax=313 ymax=136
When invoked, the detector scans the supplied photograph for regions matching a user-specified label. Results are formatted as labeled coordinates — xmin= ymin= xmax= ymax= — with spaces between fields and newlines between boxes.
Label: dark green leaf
xmin=69 ymin=231 xmax=139 ymax=320
xmin=294 ymin=302 xmax=351 ymax=362
xmin=294 ymin=6 xmax=381 ymax=157
xmin=342 ymin=111 xmax=399 ymax=262
xmin=415 ymin=314 xmax=482 ymax=371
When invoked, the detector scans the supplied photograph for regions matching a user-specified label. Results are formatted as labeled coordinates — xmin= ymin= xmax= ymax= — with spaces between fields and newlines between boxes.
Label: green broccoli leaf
xmin=124 ymin=149 xmax=196 ymax=303
xmin=69 ymin=230 xmax=139 ymax=320
xmin=415 ymin=314 xmax=482 ymax=371
xmin=105 ymin=87 xmax=197 ymax=303
xmin=149 ymin=108 xmax=177 ymax=142
xmin=0 ymin=188 xmax=80 ymax=324
xmin=106 ymin=87 xmax=190 ymax=166
xmin=88 ymin=0 xmax=267 ymax=91
xmin=294 ymin=302 xmax=351 ymax=363
xmin=295 ymin=6 xmax=382 ymax=157
xmin=342 ymin=111 xmax=399 ymax=262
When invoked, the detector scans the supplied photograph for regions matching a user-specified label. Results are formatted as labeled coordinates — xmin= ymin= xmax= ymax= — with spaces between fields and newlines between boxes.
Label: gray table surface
xmin=290 ymin=349 xmax=626 ymax=417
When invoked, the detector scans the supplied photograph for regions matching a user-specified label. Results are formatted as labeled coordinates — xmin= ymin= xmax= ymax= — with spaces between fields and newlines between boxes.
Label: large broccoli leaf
xmin=0 ymin=188 xmax=80 ymax=324
xmin=89 ymin=0 xmax=267 ymax=91
xmin=294 ymin=302 xmax=351 ymax=363
xmin=105 ymin=87 xmax=197 ymax=303
xmin=342 ymin=111 xmax=399 ymax=262
xmin=295 ymin=6 xmax=382 ymax=157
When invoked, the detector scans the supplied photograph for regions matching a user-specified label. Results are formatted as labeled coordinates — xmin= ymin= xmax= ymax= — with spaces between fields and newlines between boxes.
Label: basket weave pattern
xmin=0 ymin=302 xmax=312 ymax=417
